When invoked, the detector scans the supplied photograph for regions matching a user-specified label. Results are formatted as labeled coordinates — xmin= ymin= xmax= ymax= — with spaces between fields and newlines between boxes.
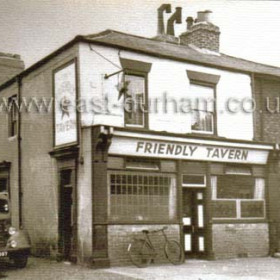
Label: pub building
xmin=1 ymin=6 xmax=280 ymax=267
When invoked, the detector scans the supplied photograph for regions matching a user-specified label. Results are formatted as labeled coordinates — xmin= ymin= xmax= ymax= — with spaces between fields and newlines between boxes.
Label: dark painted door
xmin=182 ymin=188 xmax=206 ymax=258
xmin=59 ymin=169 xmax=75 ymax=261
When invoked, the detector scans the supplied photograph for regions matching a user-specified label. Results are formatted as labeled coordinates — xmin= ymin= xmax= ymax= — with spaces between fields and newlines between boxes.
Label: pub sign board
xmin=109 ymin=136 xmax=270 ymax=165
xmin=54 ymin=60 xmax=78 ymax=147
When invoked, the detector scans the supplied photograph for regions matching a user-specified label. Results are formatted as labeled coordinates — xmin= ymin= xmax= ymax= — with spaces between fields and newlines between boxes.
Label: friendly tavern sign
xmin=109 ymin=134 xmax=272 ymax=165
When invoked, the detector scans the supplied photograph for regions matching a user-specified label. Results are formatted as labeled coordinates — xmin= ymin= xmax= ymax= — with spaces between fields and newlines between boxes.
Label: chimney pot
xmin=166 ymin=7 xmax=182 ymax=36
xmin=197 ymin=10 xmax=213 ymax=23
xmin=179 ymin=10 xmax=220 ymax=52
xmin=186 ymin=17 xmax=194 ymax=30
xmin=157 ymin=4 xmax=172 ymax=35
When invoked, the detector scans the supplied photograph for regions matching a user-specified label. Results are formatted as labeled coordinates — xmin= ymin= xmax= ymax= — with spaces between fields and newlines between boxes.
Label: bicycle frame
xmin=141 ymin=227 xmax=169 ymax=256
xmin=128 ymin=226 xmax=184 ymax=267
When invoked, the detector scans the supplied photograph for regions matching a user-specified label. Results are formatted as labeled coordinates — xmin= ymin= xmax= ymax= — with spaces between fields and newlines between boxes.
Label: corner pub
xmin=1 ymin=5 xmax=280 ymax=269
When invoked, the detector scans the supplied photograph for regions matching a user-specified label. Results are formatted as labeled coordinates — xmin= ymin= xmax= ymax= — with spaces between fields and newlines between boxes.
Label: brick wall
xmin=254 ymin=78 xmax=280 ymax=142
xmin=108 ymin=224 xmax=180 ymax=267
xmin=180 ymin=23 xmax=220 ymax=52
xmin=212 ymin=223 xmax=269 ymax=259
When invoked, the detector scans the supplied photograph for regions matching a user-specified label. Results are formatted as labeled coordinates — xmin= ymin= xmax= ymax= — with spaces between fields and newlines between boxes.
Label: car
xmin=0 ymin=193 xmax=30 ymax=268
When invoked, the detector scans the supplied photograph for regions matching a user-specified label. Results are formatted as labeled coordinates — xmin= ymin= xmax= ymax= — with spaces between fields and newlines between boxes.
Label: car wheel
xmin=13 ymin=255 xmax=28 ymax=268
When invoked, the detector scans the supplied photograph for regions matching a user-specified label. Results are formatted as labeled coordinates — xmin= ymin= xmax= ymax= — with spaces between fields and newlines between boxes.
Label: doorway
xmin=59 ymin=168 xmax=76 ymax=261
xmin=182 ymin=188 xmax=206 ymax=258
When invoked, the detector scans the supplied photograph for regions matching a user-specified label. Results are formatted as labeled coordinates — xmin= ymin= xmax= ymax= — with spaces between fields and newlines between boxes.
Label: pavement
xmin=0 ymin=257 xmax=280 ymax=279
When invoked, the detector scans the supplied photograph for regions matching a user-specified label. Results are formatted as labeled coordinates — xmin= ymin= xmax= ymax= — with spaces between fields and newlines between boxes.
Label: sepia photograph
xmin=1 ymin=0 xmax=280 ymax=279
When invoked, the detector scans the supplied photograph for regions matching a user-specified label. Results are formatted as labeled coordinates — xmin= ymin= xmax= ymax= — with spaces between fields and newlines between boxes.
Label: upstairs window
xmin=120 ymin=58 xmax=152 ymax=129
xmin=186 ymin=70 xmax=220 ymax=135
xmin=8 ymin=95 xmax=18 ymax=137
xmin=190 ymin=84 xmax=215 ymax=134
xmin=124 ymin=74 xmax=146 ymax=127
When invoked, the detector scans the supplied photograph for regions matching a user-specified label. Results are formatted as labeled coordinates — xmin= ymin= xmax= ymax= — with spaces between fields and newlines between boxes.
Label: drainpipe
xmin=251 ymin=73 xmax=263 ymax=141
xmin=17 ymin=76 xmax=23 ymax=228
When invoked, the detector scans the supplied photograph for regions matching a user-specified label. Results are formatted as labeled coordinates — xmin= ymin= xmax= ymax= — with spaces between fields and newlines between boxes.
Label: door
xmin=59 ymin=169 xmax=76 ymax=261
xmin=182 ymin=188 xmax=206 ymax=258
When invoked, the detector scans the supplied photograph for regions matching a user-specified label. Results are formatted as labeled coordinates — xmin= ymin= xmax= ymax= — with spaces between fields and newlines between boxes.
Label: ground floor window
xmin=211 ymin=175 xmax=265 ymax=219
xmin=108 ymin=171 xmax=177 ymax=222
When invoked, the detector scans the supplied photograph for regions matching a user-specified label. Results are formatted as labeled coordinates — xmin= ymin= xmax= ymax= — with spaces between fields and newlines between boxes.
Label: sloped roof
xmin=1 ymin=29 xmax=280 ymax=91
xmin=83 ymin=29 xmax=280 ymax=77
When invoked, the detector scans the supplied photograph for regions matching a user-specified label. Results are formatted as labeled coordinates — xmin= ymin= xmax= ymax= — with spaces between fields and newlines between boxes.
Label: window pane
xmin=125 ymin=75 xmax=145 ymax=126
xmin=0 ymin=179 xmax=7 ymax=193
xmin=109 ymin=172 xmax=176 ymax=222
xmin=189 ymin=84 xmax=214 ymax=133
xmin=8 ymin=95 xmax=18 ymax=137
xmin=212 ymin=200 xmax=237 ymax=218
xmin=241 ymin=201 xmax=265 ymax=218
xmin=191 ymin=110 xmax=213 ymax=132
xmin=182 ymin=175 xmax=205 ymax=186
xmin=225 ymin=166 xmax=252 ymax=175
xmin=217 ymin=175 xmax=255 ymax=199
xmin=126 ymin=158 xmax=159 ymax=170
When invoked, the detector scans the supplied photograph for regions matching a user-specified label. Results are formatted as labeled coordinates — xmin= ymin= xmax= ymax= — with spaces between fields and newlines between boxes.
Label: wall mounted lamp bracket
xmin=104 ymin=69 xmax=125 ymax=79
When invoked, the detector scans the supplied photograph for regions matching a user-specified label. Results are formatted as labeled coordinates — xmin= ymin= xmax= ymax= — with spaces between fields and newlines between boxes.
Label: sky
xmin=1 ymin=0 xmax=280 ymax=68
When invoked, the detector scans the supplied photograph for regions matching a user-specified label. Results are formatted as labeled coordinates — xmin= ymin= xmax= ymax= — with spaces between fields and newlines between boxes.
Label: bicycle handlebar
xmin=142 ymin=226 xmax=168 ymax=234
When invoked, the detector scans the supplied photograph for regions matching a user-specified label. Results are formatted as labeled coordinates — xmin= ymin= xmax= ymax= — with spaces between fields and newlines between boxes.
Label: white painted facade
xmin=78 ymin=42 xmax=254 ymax=141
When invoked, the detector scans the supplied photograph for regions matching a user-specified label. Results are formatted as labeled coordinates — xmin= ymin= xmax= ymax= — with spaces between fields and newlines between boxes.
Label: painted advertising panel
xmin=54 ymin=61 xmax=77 ymax=147
xmin=109 ymin=136 xmax=270 ymax=164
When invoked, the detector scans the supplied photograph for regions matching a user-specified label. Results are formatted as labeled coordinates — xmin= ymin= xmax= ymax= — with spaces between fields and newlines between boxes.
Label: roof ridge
xmin=220 ymin=52 xmax=280 ymax=70
xmin=84 ymin=29 xmax=182 ymax=45
xmin=86 ymin=29 xmax=280 ymax=71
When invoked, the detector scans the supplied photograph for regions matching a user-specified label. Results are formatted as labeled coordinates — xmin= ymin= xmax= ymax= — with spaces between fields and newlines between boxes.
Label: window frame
xmin=123 ymin=70 xmax=149 ymax=129
xmin=212 ymin=175 xmax=266 ymax=220
xmin=8 ymin=95 xmax=18 ymax=137
xmin=107 ymin=170 xmax=177 ymax=224
xmin=189 ymin=81 xmax=217 ymax=135
xmin=182 ymin=174 xmax=206 ymax=187
xmin=0 ymin=165 xmax=10 ymax=198
xmin=125 ymin=157 xmax=160 ymax=171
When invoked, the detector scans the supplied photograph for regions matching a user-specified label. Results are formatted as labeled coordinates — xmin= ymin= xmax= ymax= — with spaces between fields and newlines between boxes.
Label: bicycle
xmin=127 ymin=226 xmax=184 ymax=268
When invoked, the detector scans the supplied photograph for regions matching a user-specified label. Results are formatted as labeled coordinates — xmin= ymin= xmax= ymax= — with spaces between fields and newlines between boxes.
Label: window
xmin=190 ymin=84 xmax=215 ymax=134
xmin=182 ymin=174 xmax=206 ymax=187
xmin=109 ymin=171 xmax=177 ymax=222
xmin=8 ymin=95 xmax=18 ymax=137
xmin=120 ymin=58 xmax=152 ymax=128
xmin=211 ymin=175 xmax=265 ymax=219
xmin=124 ymin=74 xmax=146 ymax=127
xmin=217 ymin=175 xmax=255 ymax=199
xmin=0 ymin=178 xmax=8 ymax=193
xmin=125 ymin=158 xmax=159 ymax=170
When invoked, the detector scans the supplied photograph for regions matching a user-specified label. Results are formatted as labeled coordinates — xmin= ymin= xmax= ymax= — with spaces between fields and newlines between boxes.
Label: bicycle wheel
xmin=164 ymin=240 xmax=184 ymax=265
xmin=128 ymin=239 xmax=152 ymax=268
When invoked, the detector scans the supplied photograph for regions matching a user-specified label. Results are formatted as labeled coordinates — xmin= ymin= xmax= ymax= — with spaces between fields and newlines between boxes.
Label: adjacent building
xmin=1 ymin=6 xmax=280 ymax=267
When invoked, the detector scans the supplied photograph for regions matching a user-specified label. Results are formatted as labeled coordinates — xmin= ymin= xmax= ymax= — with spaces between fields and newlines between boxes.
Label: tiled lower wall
xmin=108 ymin=224 xmax=181 ymax=267
xmin=212 ymin=223 xmax=269 ymax=259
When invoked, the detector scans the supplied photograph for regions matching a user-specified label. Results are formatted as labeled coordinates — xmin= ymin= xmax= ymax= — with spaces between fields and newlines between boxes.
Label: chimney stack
xmin=180 ymin=10 xmax=220 ymax=52
xmin=157 ymin=4 xmax=172 ymax=36
xmin=166 ymin=7 xmax=182 ymax=36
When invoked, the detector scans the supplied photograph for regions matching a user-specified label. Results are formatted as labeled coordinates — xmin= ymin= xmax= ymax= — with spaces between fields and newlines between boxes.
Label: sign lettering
xmin=109 ymin=136 xmax=270 ymax=164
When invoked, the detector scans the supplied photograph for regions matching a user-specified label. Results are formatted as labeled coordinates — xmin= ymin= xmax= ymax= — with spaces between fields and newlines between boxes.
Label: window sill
xmin=212 ymin=218 xmax=267 ymax=224
xmin=107 ymin=220 xmax=180 ymax=225
xmin=8 ymin=135 xmax=17 ymax=142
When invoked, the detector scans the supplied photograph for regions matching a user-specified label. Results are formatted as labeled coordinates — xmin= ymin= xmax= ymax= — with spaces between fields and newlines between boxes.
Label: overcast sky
xmin=1 ymin=0 xmax=280 ymax=68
